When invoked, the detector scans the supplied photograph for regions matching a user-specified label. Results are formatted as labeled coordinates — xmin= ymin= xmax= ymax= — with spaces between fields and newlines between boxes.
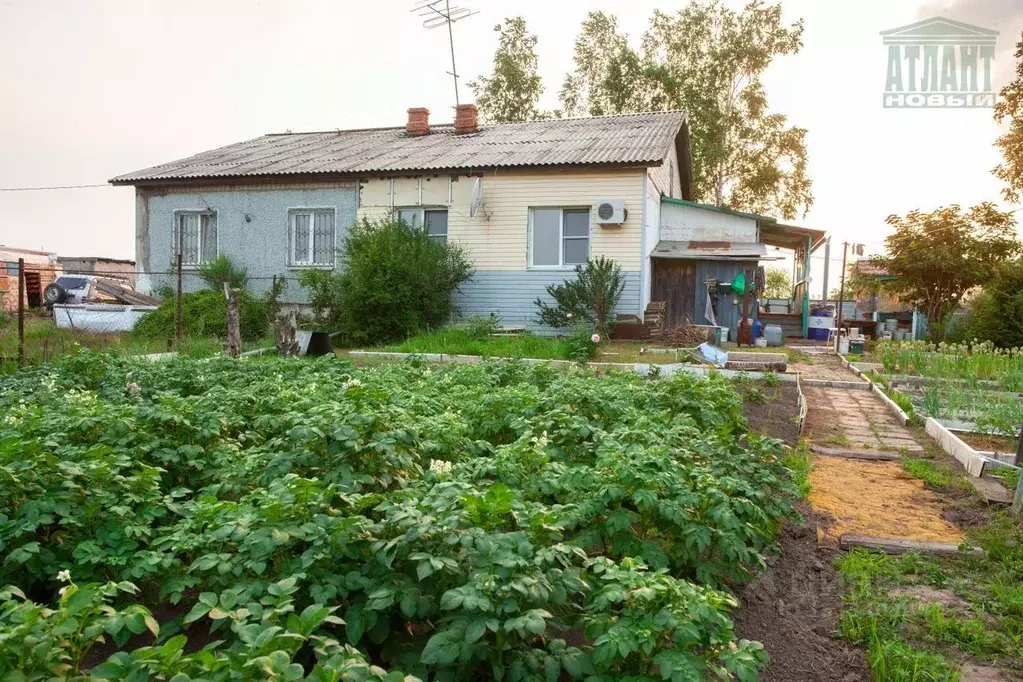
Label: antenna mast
xmin=413 ymin=0 xmax=477 ymax=105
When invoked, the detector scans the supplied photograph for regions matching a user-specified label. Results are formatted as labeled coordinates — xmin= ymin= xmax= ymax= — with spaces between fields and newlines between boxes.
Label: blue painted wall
xmin=137 ymin=183 xmax=358 ymax=303
xmin=453 ymin=270 xmax=641 ymax=330
xmin=693 ymin=260 xmax=759 ymax=334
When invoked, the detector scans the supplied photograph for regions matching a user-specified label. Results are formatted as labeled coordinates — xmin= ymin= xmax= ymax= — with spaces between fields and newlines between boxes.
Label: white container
xmin=884 ymin=318 xmax=898 ymax=331
xmin=764 ymin=325 xmax=784 ymax=347
xmin=838 ymin=338 xmax=850 ymax=354
xmin=849 ymin=327 xmax=861 ymax=340
xmin=754 ymin=337 xmax=768 ymax=348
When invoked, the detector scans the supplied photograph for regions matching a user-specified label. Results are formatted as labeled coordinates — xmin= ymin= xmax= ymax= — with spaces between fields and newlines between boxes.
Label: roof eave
xmin=110 ymin=160 xmax=661 ymax=187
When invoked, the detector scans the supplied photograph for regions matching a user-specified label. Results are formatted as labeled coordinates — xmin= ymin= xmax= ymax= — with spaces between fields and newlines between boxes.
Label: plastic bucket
xmin=850 ymin=340 xmax=864 ymax=354
xmin=838 ymin=338 xmax=850 ymax=354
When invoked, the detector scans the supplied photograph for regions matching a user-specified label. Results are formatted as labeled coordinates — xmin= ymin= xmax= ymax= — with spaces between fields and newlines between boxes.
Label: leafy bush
xmin=535 ymin=257 xmax=625 ymax=338
xmin=133 ymin=289 xmax=270 ymax=340
xmin=461 ymin=313 xmax=501 ymax=340
xmin=300 ymin=218 xmax=474 ymax=344
xmin=0 ymin=353 xmax=796 ymax=680
xmin=566 ymin=324 xmax=600 ymax=362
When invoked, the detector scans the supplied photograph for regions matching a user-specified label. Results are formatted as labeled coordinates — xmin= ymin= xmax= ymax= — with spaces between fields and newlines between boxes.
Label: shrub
xmin=566 ymin=324 xmax=600 ymax=362
xmin=133 ymin=290 xmax=269 ymax=340
xmin=460 ymin=313 xmax=501 ymax=340
xmin=299 ymin=218 xmax=474 ymax=345
xmin=534 ymin=257 xmax=625 ymax=338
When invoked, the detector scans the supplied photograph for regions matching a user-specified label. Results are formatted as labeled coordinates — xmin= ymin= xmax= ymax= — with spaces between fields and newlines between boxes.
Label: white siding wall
xmin=647 ymin=143 xmax=681 ymax=199
xmin=659 ymin=201 xmax=758 ymax=243
xmin=357 ymin=169 xmax=646 ymax=270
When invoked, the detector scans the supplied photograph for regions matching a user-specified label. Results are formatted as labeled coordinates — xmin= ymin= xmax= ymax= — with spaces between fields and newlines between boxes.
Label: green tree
xmin=764 ymin=268 xmax=791 ymax=298
xmin=965 ymin=260 xmax=1023 ymax=348
xmin=994 ymin=32 xmax=1023 ymax=202
xmin=559 ymin=1 xmax=811 ymax=219
xmin=468 ymin=17 xmax=555 ymax=123
xmin=870 ymin=204 xmax=1020 ymax=341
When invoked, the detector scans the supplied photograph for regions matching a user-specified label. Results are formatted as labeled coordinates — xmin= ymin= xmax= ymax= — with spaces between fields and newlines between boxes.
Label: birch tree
xmin=560 ymin=1 xmax=812 ymax=219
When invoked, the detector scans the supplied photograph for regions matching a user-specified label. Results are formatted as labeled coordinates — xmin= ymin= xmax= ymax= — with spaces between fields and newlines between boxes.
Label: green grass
xmin=381 ymin=328 xmax=576 ymax=359
xmin=901 ymin=457 xmax=963 ymax=491
xmin=834 ymin=512 xmax=1023 ymax=679
xmin=782 ymin=441 xmax=813 ymax=498
xmin=987 ymin=466 xmax=1020 ymax=493
xmin=0 ymin=317 xmax=271 ymax=372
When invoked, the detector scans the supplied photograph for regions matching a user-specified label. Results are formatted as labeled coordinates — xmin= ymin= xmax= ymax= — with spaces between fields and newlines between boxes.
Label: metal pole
xmin=821 ymin=237 xmax=831 ymax=302
xmin=17 ymin=258 xmax=24 ymax=367
xmin=836 ymin=242 xmax=848 ymax=332
xmin=445 ymin=0 xmax=459 ymax=105
xmin=176 ymin=253 xmax=183 ymax=343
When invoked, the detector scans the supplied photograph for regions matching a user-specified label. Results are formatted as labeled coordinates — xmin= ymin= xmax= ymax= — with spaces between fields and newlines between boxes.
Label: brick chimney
xmin=453 ymin=103 xmax=479 ymax=134
xmin=406 ymin=107 xmax=430 ymax=136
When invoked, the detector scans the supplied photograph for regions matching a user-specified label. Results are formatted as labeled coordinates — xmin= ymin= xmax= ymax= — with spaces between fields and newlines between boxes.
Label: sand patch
xmin=809 ymin=456 xmax=963 ymax=545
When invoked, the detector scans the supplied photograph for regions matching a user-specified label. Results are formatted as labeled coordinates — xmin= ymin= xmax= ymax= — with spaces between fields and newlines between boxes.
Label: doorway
xmin=651 ymin=259 xmax=696 ymax=328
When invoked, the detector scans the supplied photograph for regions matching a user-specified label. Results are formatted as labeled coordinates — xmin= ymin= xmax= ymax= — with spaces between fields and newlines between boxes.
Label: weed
xmin=763 ymin=371 xmax=780 ymax=387
xmin=901 ymin=457 xmax=960 ymax=490
xmin=782 ymin=441 xmax=813 ymax=498
xmin=826 ymin=433 xmax=853 ymax=447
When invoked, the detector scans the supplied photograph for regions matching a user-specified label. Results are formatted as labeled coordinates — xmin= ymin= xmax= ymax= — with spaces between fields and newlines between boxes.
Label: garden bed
xmin=0 ymin=351 xmax=804 ymax=679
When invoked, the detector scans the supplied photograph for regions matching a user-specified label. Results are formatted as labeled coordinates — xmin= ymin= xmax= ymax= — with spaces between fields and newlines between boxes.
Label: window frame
xmin=393 ymin=207 xmax=449 ymax=242
xmin=287 ymin=207 xmax=337 ymax=268
xmin=172 ymin=210 xmax=218 ymax=267
xmin=527 ymin=206 xmax=591 ymax=269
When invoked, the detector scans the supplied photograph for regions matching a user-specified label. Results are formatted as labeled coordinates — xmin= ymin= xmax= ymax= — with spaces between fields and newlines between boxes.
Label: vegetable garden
xmin=0 ymin=352 xmax=797 ymax=681
xmin=876 ymin=341 xmax=1023 ymax=437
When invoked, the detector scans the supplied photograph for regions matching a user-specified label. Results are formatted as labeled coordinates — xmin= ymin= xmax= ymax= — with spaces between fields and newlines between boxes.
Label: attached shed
xmin=646 ymin=198 xmax=825 ymax=339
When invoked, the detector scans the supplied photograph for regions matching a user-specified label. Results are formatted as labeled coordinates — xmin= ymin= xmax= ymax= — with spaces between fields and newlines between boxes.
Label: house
xmin=111 ymin=105 xmax=823 ymax=335
xmin=0 ymin=246 xmax=58 ymax=311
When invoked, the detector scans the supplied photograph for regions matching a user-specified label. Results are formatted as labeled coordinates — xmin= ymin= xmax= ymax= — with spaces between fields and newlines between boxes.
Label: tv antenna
xmin=413 ymin=0 xmax=478 ymax=105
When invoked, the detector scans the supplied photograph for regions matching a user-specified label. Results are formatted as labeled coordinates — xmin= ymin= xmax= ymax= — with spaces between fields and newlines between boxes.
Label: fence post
xmin=175 ymin=253 xmax=183 ymax=343
xmin=17 ymin=257 xmax=24 ymax=368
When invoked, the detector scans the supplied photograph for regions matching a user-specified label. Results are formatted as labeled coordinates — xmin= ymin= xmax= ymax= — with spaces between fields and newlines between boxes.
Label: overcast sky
xmin=0 ymin=0 xmax=1020 ymax=294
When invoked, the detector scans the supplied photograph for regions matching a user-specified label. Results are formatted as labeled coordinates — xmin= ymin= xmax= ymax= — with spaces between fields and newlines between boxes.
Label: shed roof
xmin=652 ymin=240 xmax=784 ymax=261
xmin=110 ymin=111 xmax=689 ymax=187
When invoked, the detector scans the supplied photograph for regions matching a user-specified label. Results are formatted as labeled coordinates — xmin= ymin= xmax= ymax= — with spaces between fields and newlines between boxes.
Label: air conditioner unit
xmin=593 ymin=199 xmax=627 ymax=226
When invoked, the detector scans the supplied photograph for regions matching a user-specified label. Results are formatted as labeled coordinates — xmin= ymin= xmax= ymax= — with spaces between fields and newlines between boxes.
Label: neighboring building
xmin=0 ymin=246 xmax=58 ymax=311
xmin=57 ymin=256 xmax=136 ymax=286
xmin=111 ymin=105 xmax=824 ymax=333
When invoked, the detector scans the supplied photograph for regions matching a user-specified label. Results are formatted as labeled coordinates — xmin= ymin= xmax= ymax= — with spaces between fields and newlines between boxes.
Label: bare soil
xmin=956 ymin=432 xmax=1018 ymax=455
xmin=743 ymin=383 xmax=801 ymax=445
xmin=733 ymin=505 xmax=869 ymax=682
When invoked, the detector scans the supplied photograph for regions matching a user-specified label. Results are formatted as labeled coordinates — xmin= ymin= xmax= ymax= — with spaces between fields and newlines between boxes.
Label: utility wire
xmin=0 ymin=183 xmax=109 ymax=192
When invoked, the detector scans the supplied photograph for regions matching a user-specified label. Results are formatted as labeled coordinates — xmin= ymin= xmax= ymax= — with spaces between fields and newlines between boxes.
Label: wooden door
xmin=652 ymin=259 xmax=696 ymax=328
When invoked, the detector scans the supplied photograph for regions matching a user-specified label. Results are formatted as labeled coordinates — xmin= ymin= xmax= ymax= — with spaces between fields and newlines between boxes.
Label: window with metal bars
xmin=173 ymin=212 xmax=218 ymax=266
xmin=289 ymin=209 xmax=336 ymax=266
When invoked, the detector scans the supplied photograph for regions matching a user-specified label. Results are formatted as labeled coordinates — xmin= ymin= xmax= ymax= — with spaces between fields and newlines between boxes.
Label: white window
xmin=394 ymin=208 xmax=448 ymax=241
xmin=173 ymin=212 xmax=217 ymax=266
xmin=528 ymin=207 xmax=590 ymax=268
xmin=289 ymin=209 xmax=335 ymax=266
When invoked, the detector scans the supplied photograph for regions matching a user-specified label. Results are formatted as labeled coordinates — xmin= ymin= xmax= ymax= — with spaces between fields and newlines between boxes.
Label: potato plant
xmin=0 ymin=353 xmax=797 ymax=680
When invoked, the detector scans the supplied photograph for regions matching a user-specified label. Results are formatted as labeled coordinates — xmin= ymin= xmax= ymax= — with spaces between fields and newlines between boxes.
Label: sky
xmin=0 ymin=0 xmax=1020 ymax=296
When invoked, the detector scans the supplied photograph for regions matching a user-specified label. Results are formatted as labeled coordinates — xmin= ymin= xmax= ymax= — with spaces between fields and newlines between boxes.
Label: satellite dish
xmin=469 ymin=177 xmax=485 ymax=218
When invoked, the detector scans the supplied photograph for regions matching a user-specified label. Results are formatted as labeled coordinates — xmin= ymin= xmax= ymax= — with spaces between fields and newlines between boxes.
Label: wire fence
xmin=1 ymin=258 xmax=295 ymax=366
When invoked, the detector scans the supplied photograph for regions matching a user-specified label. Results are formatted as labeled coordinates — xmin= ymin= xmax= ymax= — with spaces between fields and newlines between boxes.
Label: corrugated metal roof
xmin=110 ymin=111 xmax=687 ymax=185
